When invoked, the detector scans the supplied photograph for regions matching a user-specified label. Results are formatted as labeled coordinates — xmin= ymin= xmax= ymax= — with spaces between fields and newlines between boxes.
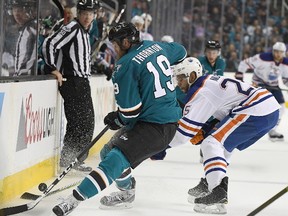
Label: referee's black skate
xmin=52 ymin=194 xmax=80 ymax=216
xmin=73 ymin=162 xmax=92 ymax=172
xmin=100 ymin=177 xmax=136 ymax=209
xmin=194 ymin=177 xmax=228 ymax=214
xmin=59 ymin=161 xmax=92 ymax=176
xmin=187 ymin=177 xmax=209 ymax=203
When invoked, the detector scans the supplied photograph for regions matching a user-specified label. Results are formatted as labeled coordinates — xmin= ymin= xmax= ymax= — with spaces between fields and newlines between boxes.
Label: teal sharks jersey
xmin=198 ymin=55 xmax=226 ymax=76
xmin=112 ymin=40 xmax=187 ymax=127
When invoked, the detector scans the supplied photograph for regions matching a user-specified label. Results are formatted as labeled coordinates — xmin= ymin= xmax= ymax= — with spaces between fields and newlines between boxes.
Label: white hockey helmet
xmin=161 ymin=35 xmax=174 ymax=43
xmin=172 ymin=57 xmax=203 ymax=84
xmin=273 ymin=42 xmax=286 ymax=52
xmin=131 ymin=15 xmax=144 ymax=25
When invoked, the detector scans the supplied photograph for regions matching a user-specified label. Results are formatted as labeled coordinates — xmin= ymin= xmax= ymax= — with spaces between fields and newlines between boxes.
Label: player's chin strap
xmin=188 ymin=71 xmax=198 ymax=85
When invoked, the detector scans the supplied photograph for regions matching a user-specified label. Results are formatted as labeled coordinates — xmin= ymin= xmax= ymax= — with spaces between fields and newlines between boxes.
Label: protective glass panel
xmin=0 ymin=0 xmax=62 ymax=77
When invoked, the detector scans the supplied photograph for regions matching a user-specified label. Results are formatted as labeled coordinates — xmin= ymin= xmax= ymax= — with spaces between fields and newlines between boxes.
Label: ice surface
xmin=2 ymin=109 xmax=288 ymax=216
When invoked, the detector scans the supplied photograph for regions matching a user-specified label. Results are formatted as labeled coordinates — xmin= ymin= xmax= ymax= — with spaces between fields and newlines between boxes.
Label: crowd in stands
xmin=2 ymin=0 xmax=288 ymax=76
xmin=131 ymin=0 xmax=288 ymax=72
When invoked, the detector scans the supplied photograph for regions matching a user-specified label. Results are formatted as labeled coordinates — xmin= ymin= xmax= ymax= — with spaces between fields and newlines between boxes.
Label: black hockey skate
xmin=100 ymin=177 xmax=136 ymax=209
xmin=194 ymin=177 xmax=228 ymax=214
xmin=187 ymin=178 xmax=209 ymax=204
xmin=73 ymin=162 xmax=92 ymax=172
xmin=268 ymin=130 xmax=284 ymax=142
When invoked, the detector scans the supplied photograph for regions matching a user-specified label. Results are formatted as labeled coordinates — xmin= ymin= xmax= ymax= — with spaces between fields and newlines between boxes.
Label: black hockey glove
xmin=202 ymin=118 xmax=220 ymax=136
xmin=235 ymin=72 xmax=244 ymax=82
xmin=91 ymin=63 xmax=113 ymax=81
xmin=102 ymin=66 xmax=113 ymax=81
xmin=104 ymin=111 xmax=124 ymax=130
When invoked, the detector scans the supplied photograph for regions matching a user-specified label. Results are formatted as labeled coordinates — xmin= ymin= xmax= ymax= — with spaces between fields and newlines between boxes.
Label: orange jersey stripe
xmin=245 ymin=90 xmax=270 ymax=106
xmin=213 ymin=114 xmax=247 ymax=143
xmin=178 ymin=121 xmax=199 ymax=133
xmin=204 ymin=162 xmax=228 ymax=171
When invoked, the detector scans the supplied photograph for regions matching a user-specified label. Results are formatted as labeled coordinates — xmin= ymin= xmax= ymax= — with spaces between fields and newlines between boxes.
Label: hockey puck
xmin=38 ymin=183 xmax=47 ymax=192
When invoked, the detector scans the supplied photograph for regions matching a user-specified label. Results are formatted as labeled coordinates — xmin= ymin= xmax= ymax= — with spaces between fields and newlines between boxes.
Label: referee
xmin=11 ymin=0 xmax=37 ymax=76
xmin=42 ymin=0 xmax=100 ymax=172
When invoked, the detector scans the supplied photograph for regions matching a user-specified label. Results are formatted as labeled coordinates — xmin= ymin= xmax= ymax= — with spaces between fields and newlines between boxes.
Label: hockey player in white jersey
xmin=169 ymin=57 xmax=280 ymax=214
xmin=235 ymin=41 xmax=288 ymax=141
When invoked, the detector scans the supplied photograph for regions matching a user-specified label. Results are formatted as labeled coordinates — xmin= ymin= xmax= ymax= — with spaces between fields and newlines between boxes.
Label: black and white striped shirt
xmin=14 ymin=19 xmax=37 ymax=76
xmin=42 ymin=20 xmax=91 ymax=78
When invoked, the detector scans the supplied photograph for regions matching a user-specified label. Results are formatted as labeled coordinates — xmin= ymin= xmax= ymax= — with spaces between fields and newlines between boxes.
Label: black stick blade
xmin=0 ymin=204 xmax=28 ymax=215
xmin=20 ymin=192 xmax=40 ymax=201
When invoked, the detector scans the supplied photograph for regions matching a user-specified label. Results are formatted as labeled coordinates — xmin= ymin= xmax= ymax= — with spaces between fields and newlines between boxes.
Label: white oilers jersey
xmin=169 ymin=75 xmax=280 ymax=147
xmin=238 ymin=52 xmax=288 ymax=87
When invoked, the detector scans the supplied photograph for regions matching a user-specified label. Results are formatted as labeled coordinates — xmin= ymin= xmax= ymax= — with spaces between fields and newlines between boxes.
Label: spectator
xmin=140 ymin=13 xmax=153 ymax=40
xmin=225 ymin=51 xmax=238 ymax=72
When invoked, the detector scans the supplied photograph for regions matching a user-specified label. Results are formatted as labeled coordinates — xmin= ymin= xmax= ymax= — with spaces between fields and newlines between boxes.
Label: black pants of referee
xmin=59 ymin=77 xmax=95 ymax=167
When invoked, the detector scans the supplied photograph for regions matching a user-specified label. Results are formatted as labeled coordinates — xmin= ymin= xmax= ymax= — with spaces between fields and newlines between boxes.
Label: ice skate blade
xmin=194 ymin=203 xmax=227 ymax=214
xmin=187 ymin=195 xmax=196 ymax=204
xmin=269 ymin=137 xmax=284 ymax=142
xmin=99 ymin=202 xmax=133 ymax=210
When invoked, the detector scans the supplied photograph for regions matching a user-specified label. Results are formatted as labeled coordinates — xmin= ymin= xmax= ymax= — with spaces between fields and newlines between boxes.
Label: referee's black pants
xmin=58 ymin=77 xmax=95 ymax=166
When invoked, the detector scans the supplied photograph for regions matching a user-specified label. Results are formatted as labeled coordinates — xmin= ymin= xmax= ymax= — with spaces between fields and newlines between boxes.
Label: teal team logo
xmin=0 ymin=92 xmax=4 ymax=117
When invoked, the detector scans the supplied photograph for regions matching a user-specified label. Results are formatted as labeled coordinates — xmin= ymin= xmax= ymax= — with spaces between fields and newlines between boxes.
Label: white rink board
xmin=0 ymin=80 xmax=59 ymax=179
xmin=0 ymin=76 xmax=115 ymax=181
xmin=2 ymin=73 xmax=287 ymax=215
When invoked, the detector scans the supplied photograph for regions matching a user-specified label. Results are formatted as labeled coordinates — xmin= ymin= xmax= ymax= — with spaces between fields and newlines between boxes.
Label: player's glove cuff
xmin=190 ymin=130 xmax=204 ymax=145
xmin=104 ymin=111 xmax=124 ymax=130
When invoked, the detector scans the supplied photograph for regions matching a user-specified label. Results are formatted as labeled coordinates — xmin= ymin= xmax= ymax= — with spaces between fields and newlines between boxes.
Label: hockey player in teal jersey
xmin=52 ymin=22 xmax=187 ymax=215
xmin=198 ymin=40 xmax=226 ymax=76
xmin=197 ymin=40 xmax=226 ymax=162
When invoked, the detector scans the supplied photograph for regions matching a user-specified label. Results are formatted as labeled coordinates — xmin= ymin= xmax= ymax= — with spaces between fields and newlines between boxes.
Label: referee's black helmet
xmin=77 ymin=0 xmax=100 ymax=11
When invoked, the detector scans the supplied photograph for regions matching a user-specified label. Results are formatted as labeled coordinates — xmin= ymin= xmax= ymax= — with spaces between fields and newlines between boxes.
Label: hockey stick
xmin=20 ymin=180 xmax=81 ymax=200
xmin=281 ymin=88 xmax=288 ymax=92
xmin=52 ymin=0 xmax=64 ymax=18
xmin=0 ymin=125 xmax=109 ymax=216
xmin=258 ymin=85 xmax=288 ymax=92
xmin=246 ymin=186 xmax=288 ymax=216
xmin=91 ymin=4 xmax=126 ymax=61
